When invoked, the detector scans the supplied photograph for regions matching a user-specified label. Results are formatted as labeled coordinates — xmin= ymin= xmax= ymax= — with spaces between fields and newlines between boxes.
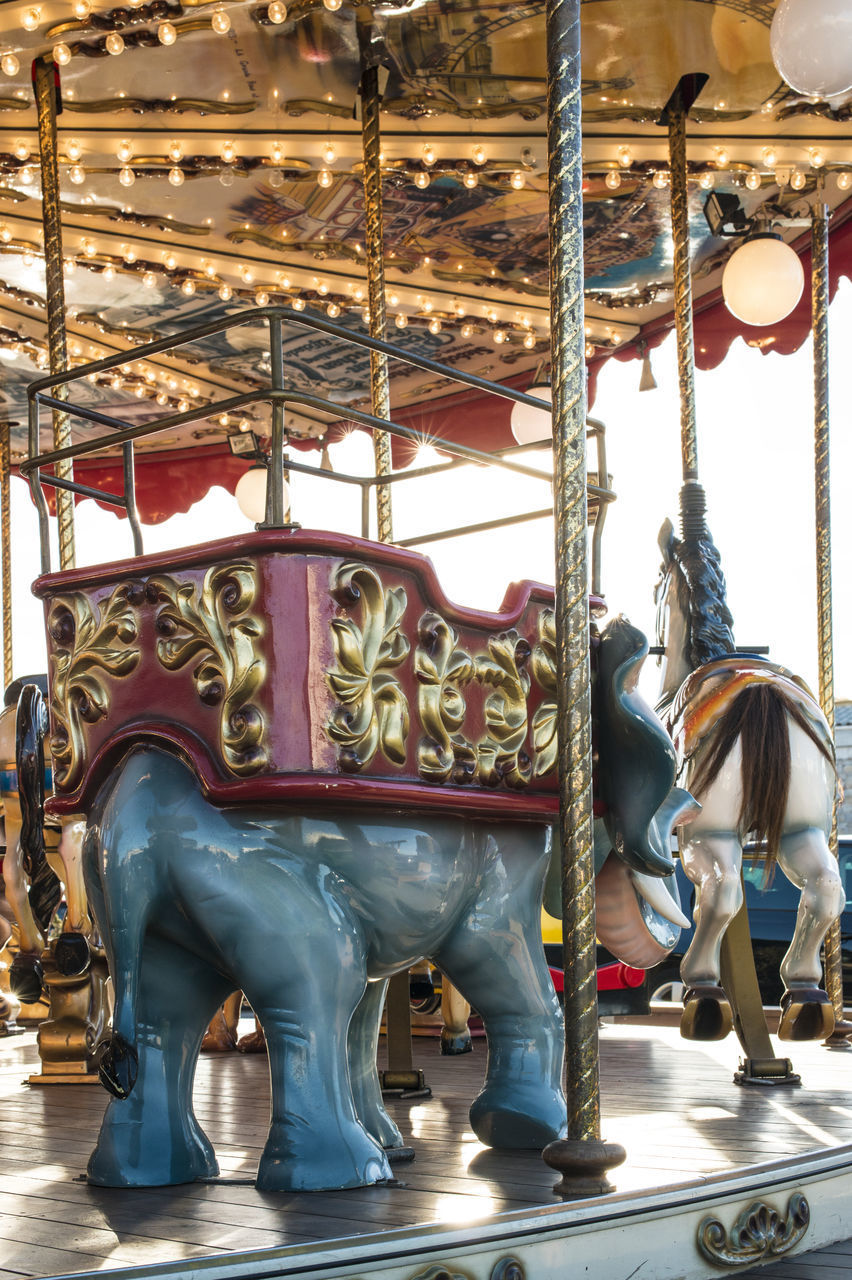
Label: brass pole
xmin=33 ymin=56 xmax=75 ymax=571
xmin=0 ymin=423 xmax=11 ymax=688
xmin=666 ymin=88 xmax=700 ymax=485
xmin=811 ymin=202 xmax=846 ymax=1038
xmin=359 ymin=63 xmax=393 ymax=544
xmin=540 ymin=0 xmax=625 ymax=1198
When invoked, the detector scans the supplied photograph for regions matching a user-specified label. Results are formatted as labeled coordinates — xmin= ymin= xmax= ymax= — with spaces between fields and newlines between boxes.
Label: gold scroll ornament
xmin=47 ymin=584 xmax=142 ymax=792
xmin=148 ymin=562 xmax=268 ymax=776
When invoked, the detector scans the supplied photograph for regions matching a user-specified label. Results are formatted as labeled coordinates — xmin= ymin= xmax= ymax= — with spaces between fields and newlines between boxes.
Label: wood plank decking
xmin=0 ymin=1021 xmax=851 ymax=1278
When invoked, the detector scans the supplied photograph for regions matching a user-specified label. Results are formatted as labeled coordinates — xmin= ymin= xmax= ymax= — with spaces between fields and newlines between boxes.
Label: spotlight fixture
xmin=703 ymin=191 xmax=750 ymax=238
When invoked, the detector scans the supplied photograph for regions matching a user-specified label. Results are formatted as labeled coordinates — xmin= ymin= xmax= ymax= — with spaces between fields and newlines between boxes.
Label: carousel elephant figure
xmin=83 ymin=612 xmax=692 ymax=1194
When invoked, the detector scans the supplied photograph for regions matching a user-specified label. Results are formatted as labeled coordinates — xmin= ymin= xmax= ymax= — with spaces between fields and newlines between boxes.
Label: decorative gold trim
xmin=415 ymin=611 xmax=475 ymax=783
xmin=326 ymin=564 xmax=410 ymax=771
xmin=47 ymin=585 xmax=142 ymax=792
xmin=475 ymin=630 xmax=532 ymax=788
xmin=63 ymin=98 xmax=256 ymax=116
xmin=531 ymin=608 xmax=558 ymax=778
xmin=697 ymin=1194 xmax=809 ymax=1267
xmin=148 ymin=563 xmax=268 ymax=776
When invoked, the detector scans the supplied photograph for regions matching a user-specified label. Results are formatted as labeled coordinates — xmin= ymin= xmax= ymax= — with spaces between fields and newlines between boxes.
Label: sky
xmin=8 ymin=277 xmax=852 ymax=707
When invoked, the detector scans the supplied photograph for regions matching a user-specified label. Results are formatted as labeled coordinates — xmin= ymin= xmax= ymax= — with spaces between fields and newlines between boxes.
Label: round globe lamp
xmin=721 ymin=235 xmax=804 ymax=327
xmin=770 ymin=0 xmax=852 ymax=99
xmin=235 ymin=462 xmax=284 ymax=525
xmin=510 ymin=383 xmax=552 ymax=446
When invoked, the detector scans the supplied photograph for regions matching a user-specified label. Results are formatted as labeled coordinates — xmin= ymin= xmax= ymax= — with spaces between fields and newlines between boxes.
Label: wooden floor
xmin=1 ymin=1020 xmax=851 ymax=1278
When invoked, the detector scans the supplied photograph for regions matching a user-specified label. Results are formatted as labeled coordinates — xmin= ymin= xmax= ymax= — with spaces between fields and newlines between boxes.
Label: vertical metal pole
xmin=811 ymin=202 xmax=846 ymax=1039
xmin=540 ymin=0 xmax=625 ymax=1197
xmin=667 ymin=95 xmax=699 ymax=486
xmin=359 ymin=63 xmax=393 ymax=544
xmin=266 ymin=316 xmax=287 ymax=528
xmin=33 ymin=56 xmax=74 ymax=571
xmin=0 ymin=423 xmax=11 ymax=688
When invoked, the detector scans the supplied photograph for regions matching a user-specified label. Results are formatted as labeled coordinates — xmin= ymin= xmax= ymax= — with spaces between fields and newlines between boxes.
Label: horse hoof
xmin=54 ymin=932 xmax=91 ymax=977
xmin=95 ymin=1033 xmax=139 ymax=1099
xmin=9 ymin=954 xmax=44 ymax=1004
xmin=778 ymin=988 xmax=835 ymax=1042
xmin=441 ymin=1028 xmax=473 ymax=1055
xmin=680 ymin=986 xmax=733 ymax=1041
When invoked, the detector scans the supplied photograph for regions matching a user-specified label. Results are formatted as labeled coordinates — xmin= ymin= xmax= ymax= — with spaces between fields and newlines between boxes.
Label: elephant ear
xmin=596 ymin=615 xmax=686 ymax=878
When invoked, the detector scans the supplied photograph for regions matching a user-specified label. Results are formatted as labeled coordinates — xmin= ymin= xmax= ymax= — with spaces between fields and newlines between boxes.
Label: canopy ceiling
xmin=1 ymin=0 xmax=851 ymax=513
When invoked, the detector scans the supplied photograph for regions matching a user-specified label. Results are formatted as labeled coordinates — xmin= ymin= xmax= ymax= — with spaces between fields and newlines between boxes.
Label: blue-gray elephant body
xmin=84 ymin=748 xmax=566 ymax=1191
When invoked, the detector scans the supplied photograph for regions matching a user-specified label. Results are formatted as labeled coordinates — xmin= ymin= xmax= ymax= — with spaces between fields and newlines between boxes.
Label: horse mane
xmin=666 ymin=526 xmax=736 ymax=668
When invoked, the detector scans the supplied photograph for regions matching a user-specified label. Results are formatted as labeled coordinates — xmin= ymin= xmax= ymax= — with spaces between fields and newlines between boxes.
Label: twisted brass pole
xmin=541 ymin=0 xmax=624 ymax=1198
xmin=811 ymin=202 xmax=845 ymax=1036
xmin=34 ymin=56 xmax=75 ymax=570
xmin=359 ymin=64 xmax=393 ymax=545
xmin=667 ymin=97 xmax=699 ymax=485
xmin=0 ymin=423 xmax=11 ymax=688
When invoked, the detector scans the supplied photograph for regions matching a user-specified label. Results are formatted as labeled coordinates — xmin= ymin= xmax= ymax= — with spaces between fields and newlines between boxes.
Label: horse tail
xmin=689 ymin=684 xmax=834 ymax=880
xmin=16 ymin=684 xmax=61 ymax=935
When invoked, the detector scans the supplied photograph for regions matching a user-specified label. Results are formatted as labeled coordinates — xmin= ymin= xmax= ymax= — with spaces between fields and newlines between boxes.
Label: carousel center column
xmin=540 ymin=0 xmax=626 ymax=1196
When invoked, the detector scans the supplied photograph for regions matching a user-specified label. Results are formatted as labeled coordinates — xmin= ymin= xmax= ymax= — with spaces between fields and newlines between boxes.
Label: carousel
xmin=0 ymin=1 xmax=851 ymax=1278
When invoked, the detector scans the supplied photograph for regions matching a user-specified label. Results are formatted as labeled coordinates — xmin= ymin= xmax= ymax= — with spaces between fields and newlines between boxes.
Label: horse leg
xmin=441 ymin=977 xmax=472 ymax=1055
xmin=432 ymin=823 xmax=565 ymax=1149
xmin=235 ymin=868 xmax=391 ymax=1191
xmin=678 ymin=829 xmax=742 ymax=1041
xmin=348 ymin=977 xmax=404 ymax=1151
xmin=776 ymin=828 xmax=844 ymax=1041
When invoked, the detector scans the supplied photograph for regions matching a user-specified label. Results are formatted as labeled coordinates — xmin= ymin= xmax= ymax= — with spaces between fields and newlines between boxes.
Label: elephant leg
xmin=237 ymin=876 xmax=391 ymax=1192
xmin=775 ymin=828 xmax=843 ymax=1041
xmin=433 ymin=824 xmax=566 ymax=1149
xmin=88 ymin=932 xmax=232 ymax=1188
xmin=348 ymin=977 xmax=404 ymax=1150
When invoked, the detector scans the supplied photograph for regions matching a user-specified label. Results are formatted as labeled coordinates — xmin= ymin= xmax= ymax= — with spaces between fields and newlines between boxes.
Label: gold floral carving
xmin=531 ymin=608 xmax=558 ymax=779
xmin=697 ymin=1194 xmax=809 ymax=1267
xmin=147 ymin=562 xmax=268 ymax=776
xmin=415 ymin=612 xmax=476 ymax=784
xmin=46 ymin=584 xmax=142 ymax=792
xmin=326 ymin=564 xmax=410 ymax=771
xmin=475 ymin=631 xmax=532 ymax=789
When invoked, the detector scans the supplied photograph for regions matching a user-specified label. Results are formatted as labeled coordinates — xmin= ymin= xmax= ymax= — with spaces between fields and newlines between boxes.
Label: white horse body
xmin=655 ymin=511 xmax=843 ymax=1041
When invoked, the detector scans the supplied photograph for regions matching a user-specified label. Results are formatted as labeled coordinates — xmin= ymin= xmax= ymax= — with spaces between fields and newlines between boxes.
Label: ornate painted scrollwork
xmin=326 ymin=563 xmax=410 ymax=771
xmin=475 ymin=630 xmax=532 ymax=789
xmin=531 ymin=608 xmax=558 ymax=779
xmin=415 ymin=611 xmax=476 ymax=784
xmin=47 ymin=583 xmax=142 ymax=792
xmin=147 ymin=562 xmax=268 ymax=776
xmin=697 ymin=1194 xmax=810 ymax=1267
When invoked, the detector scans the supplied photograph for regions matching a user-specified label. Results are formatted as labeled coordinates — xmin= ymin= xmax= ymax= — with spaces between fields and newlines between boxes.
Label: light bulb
xmin=317 ymin=168 xmax=333 ymax=188
xmin=69 ymin=163 xmax=85 ymax=184
xmin=422 ymin=144 xmax=436 ymax=167
xmin=327 ymin=302 xmax=340 ymax=317
xmin=461 ymin=322 xmax=474 ymax=338
xmin=21 ymin=248 xmax=34 ymax=265
xmin=242 ymin=267 xmax=254 ymax=284
xmin=428 ymin=318 xmax=441 ymax=334
xmin=810 ymin=149 xmax=825 ymax=168
xmin=493 ymin=328 xmax=505 ymax=343
xmin=605 ymin=169 xmax=621 ymax=190
xmin=181 ymin=278 xmax=195 ymax=295
xmin=722 ymin=234 xmax=804 ymax=326
xmin=652 ymin=170 xmax=669 ymax=188
xmin=219 ymin=167 xmax=234 ymax=187
xmin=64 ymin=258 xmax=75 ymax=274
xmin=472 ymin=144 xmax=486 ymax=166
xmin=292 ymin=297 xmax=305 ymax=310
xmin=218 ymin=282 xmax=232 ymax=300
xmin=617 ymin=146 xmax=632 ymax=167
xmin=510 ymin=170 xmax=525 ymax=189
xmin=81 ymin=238 xmax=95 ymax=257
xmin=13 ymin=140 xmax=28 ymax=161
xmin=164 ymin=251 xmax=177 ymax=270
xmin=18 ymin=166 xmax=33 ymax=185
xmin=119 ymin=166 xmax=135 ymax=187
xmin=395 ymin=313 xmax=407 ymax=328
xmin=414 ymin=170 xmax=429 ymax=189
xmin=178 ymin=399 xmax=189 ymax=413
xmin=255 ymin=290 xmax=269 ymax=305
xmin=221 ymin=140 xmax=236 ymax=162
xmin=105 ymin=31 xmax=125 ymax=55
xmin=22 ymin=8 xmax=41 ymax=32
xmin=211 ymin=9 xmax=230 ymax=33
xmin=745 ymin=171 xmax=761 ymax=191
xmin=168 ymin=166 xmax=184 ymax=186
xmin=103 ymin=264 xmax=115 ymax=280
xmin=0 ymin=226 xmax=10 ymax=243
xmin=1 ymin=54 xmax=20 ymax=77
xmin=66 ymin=139 xmax=82 ymax=162
xmin=269 ymin=168 xmax=284 ymax=188
xmin=715 ymin=147 xmax=730 ymax=168
xmin=790 ymin=169 xmax=806 ymax=190
xmin=771 ymin=0 xmax=852 ymax=98
xmin=168 ymin=140 xmax=182 ymax=162
xmin=73 ymin=0 xmax=90 ymax=15
xmin=158 ymin=21 xmax=177 ymax=45
xmin=523 ymin=332 xmax=536 ymax=349
xmin=322 ymin=141 xmax=336 ymax=164
xmin=123 ymin=245 xmax=137 ymax=262
xmin=268 ymin=0 xmax=287 ymax=20
xmin=838 ymin=170 xmax=852 ymax=190
xmin=699 ymin=172 xmax=714 ymax=190
xmin=53 ymin=43 xmax=72 ymax=65
xmin=322 ymin=0 xmax=342 ymax=10
xmin=762 ymin=146 xmax=777 ymax=168
xmin=463 ymin=171 xmax=478 ymax=189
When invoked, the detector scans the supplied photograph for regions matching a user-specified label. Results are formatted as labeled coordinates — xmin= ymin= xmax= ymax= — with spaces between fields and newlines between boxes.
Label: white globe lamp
xmin=510 ymin=383 xmax=552 ymax=445
xmin=235 ymin=463 xmax=285 ymax=525
xmin=721 ymin=234 xmax=804 ymax=327
xmin=770 ymin=0 xmax=852 ymax=99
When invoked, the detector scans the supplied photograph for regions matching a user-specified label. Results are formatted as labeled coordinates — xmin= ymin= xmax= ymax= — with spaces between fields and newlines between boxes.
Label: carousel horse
xmin=655 ymin=502 xmax=843 ymax=1043
xmin=81 ymin=612 xmax=691 ymax=1193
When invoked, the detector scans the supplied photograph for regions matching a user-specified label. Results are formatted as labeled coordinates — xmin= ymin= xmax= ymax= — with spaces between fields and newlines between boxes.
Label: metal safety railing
xmin=23 ymin=306 xmax=615 ymax=587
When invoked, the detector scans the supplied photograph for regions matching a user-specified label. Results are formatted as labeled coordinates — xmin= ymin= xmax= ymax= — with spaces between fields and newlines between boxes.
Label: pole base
xmin=733 ymin=1057 xmax=801 ymax=1086
xmin=380 ymin=1068 xmax=431 ymax=1100
xmin=542 ymin=1137 xmax=627 ymax=1199
xmin=823 ymin=1019 xmax=852 ymax=1050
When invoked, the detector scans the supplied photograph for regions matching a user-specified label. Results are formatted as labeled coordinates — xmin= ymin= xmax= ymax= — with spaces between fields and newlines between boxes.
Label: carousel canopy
xmin=2 ymin=0 xmax=852 ymax=518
